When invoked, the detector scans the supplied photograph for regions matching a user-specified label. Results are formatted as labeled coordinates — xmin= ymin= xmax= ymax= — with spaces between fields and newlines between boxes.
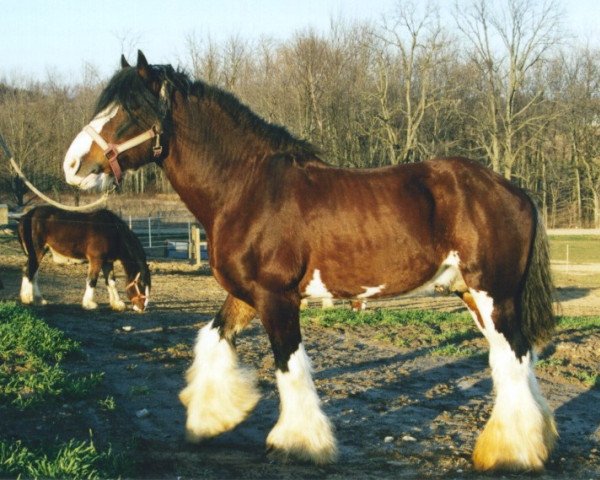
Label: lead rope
xmin=9 ymin=157 xmax=113 ymax=211
xmin=0 ymin=133 xmax=113 ymax=212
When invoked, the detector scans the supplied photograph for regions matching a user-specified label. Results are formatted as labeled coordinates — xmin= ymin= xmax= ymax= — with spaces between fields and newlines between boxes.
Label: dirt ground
xmin=0 ymin=251 xmax=599 ymax=479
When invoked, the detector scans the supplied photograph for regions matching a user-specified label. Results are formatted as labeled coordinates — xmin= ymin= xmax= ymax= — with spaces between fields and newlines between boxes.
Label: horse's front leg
xmin=259 ymin=292 xmax=337 ymax=464
xmin=180 ymin=294 xmax=260 ymax=441
xmin=82 ymin=259 xmax=102 ymax=310
xmin=102 ymin=262 xmax=125 ymax=311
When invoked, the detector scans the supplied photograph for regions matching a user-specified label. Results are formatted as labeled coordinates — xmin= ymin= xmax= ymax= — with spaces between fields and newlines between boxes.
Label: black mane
xmin=96 ymin=65 xmax=319 ymax=157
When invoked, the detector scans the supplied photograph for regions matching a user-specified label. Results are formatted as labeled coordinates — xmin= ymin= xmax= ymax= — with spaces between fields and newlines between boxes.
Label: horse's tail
xmin=520 ymin=205 xmax=556 ymax=348
xmin=17 ymin=210 xmax=34 ymax=258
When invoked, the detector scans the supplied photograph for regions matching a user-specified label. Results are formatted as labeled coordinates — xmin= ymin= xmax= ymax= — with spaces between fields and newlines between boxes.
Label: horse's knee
xmin=214 ymin=294 xmax=257 ymax=340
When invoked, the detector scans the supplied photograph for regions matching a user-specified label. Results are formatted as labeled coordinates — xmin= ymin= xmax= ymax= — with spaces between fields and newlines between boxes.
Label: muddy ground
xmin=0 ymin=251 xmax=599 ymax=479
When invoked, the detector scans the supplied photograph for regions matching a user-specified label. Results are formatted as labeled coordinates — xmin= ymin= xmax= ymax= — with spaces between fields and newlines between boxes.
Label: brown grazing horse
xmin=63 ymin=51 xmax=557 ymax=471
xmin=18 ymin=205 xmax=150 ymax=312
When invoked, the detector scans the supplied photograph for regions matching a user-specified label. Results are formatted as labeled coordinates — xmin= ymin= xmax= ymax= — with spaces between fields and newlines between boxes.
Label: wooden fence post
xmin=191 ymin=225 xmax=202 ymax=267
xmin=0 ymin=204 xmax=8 ymax=226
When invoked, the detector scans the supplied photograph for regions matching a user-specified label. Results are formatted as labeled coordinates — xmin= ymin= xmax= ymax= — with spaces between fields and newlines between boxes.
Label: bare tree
xmin=375 ymin=1 xmax=450 ymax=164
xmin=455 ymin=0 xmax=562 ymax=178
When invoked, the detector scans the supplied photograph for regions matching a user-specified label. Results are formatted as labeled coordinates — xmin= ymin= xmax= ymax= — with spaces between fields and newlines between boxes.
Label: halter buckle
xmin=152 ymin=126 xmax=163 ymax=157
xmin=104 ymin=144 xmax=122 ymax=184
xmin=104 ymin=144 xmax=119 ymax=161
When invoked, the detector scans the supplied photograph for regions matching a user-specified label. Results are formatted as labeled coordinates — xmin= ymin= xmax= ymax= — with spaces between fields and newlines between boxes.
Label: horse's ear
xmin=120 ymin=54 xmax=130 ymax=69
xmin=136 ymin=50 xmax=152 ymax=81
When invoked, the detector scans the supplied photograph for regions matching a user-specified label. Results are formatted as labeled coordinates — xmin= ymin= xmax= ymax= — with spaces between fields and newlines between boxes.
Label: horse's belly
xmin=48 ymin=246 xmax=86 ymax=265
xmin=301 ymin=251 xmax=466 ymax=302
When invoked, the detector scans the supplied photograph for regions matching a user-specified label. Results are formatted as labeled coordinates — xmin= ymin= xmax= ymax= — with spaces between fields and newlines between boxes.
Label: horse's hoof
xmin=111 ymin=301 xmax=126 ymax=312
xmin=82 ymin=301 xmax=98 ymax=310
xmin=266 ymin=422 xmax=338 ymax=465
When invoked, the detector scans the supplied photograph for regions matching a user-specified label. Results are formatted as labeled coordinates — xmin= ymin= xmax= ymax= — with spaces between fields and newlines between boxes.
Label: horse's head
xmin=126 ymin=272 xmax=150 ymax=313
xmin=64 ymin=51 xmax=173 ymax=190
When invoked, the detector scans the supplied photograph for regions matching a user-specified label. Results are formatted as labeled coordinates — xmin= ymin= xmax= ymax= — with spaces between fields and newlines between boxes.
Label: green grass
xmin=130 ymin=385 xmax=150 ymax=396
xmin=302 ymin=308 xmax=483 ymax=356
xmin=538 ymin=315 xmax=599 ymax=389
xmin=302 ymin=307 xmax=474 ymax=328
xmin=302 ymin=308 xmax=599 ymax=384
xmin=549 ymin=235 xmax=600 ymax=264
xmin=98 ymin=395 xmax=117 ymax=412
xmin=429 ymin=344 xmax=482 ymax=357
xmin=0 ymin=302 xmax=103 ymax=410
xmin=0 ymin=438 xmax=127 ymax=479
xmin=556 ymin=315 xmax=600 ymax=333
xmin=302 ymin=307 xmax=599 ymax=388
xmin=548 ymin=235 xmax=600 ymax=286
xmin=0 ymin=301 xmax=128 ymax=478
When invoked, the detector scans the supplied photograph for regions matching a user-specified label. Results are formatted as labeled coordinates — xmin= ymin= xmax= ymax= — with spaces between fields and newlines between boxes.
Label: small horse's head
xmin=126 ymin=272 xmax=150 ymax=313
xmin=64 ymin=51 xmax=172 ymax=190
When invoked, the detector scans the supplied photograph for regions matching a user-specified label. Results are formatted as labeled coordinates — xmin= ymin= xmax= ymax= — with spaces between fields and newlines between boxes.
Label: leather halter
xmin=126 ymin=272 xmax=147 ymax=306
xmin=84 ymin=124 xmax=163 ymax=185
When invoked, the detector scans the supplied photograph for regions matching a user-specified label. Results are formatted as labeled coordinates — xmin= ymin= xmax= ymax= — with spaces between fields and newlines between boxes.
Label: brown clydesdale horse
xmin=18 ymin=205 xmax=150 ymax=312
xmin=63 ymin=51 xmax=557 ymax=471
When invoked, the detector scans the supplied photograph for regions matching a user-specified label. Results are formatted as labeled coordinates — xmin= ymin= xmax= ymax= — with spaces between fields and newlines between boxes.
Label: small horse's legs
xmin=21 ymin=249 xmax=46 ymax=305
xmin=462 ymin=290 xmax=557 ymax=471
xmin=82 ymin=260 xmax=102 ymax=310
xmin=260 ymin=293 xmax=337 ymax=464
xmin=180 ymin=294 xmax=260 ymax=441
xmin=102 ymin=262 xmax=125 ymax=311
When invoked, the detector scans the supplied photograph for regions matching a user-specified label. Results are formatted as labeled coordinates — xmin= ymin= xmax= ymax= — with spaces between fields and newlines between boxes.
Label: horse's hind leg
xmin=102 ymin=262 xmax=125 ymax=311
xmin=462 ymin=290 xmax=557 ymax=471
xmin=21 ymin=248 xmax=47 ymax=305
xmin=82 ymin=259 xmax=102 ymax=310
xmin=180 ymin=294 xmax=260 ymax=441
xmin=259 ymin=292 xmax=337 ymax=464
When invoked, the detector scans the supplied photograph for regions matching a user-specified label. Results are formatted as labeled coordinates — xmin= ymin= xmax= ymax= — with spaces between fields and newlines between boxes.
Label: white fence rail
xmin=125 ymin=215 xmax=208 ymax=263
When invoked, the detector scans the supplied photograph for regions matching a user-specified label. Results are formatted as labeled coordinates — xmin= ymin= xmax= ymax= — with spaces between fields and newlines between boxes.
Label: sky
xmin=1 ymin=0 xmax=599 ymax=83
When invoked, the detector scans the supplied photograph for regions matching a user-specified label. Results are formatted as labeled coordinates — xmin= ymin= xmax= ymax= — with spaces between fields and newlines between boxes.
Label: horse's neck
xmin=163 ymin=103 xmax=275 ymax=234
xmin=118 ymin=244 xmax=140 ymax=282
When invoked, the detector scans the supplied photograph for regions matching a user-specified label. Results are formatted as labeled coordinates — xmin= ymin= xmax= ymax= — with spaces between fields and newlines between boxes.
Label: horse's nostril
xmin=70 ymin=160 xmax=77 ymax=170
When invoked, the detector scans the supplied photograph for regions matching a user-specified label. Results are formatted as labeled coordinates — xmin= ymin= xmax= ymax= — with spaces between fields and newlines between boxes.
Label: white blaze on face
xmin=63 ymin=103 xmax=119 ymax=188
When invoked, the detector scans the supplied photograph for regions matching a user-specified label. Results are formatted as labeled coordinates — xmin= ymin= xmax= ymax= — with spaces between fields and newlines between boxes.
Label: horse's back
xmin=22 ymin=206 xmax=121 ymax=260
